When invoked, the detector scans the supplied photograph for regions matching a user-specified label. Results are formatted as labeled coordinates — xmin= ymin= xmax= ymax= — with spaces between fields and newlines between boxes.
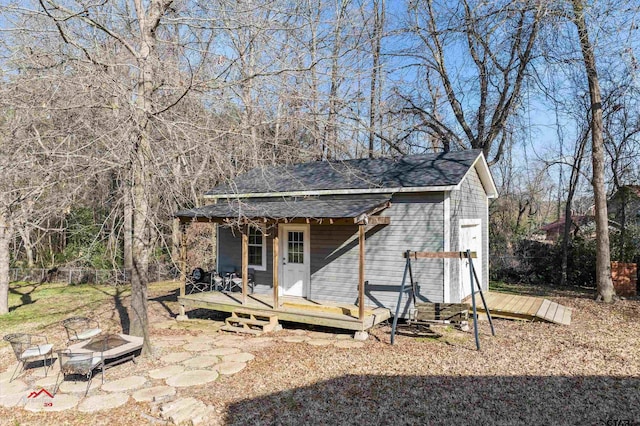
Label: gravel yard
xmin=1 ymin=282 xmax=638 ymax=425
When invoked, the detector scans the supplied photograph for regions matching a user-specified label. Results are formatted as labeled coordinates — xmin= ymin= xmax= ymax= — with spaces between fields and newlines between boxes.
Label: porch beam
xmin=242 ymin=228 xmax=248 ymax=305
xmin=273 ymin=226 xmax=279 ymax=309
xmin=358 ymin=224 xmax=365 ymax=321
xmin=179 ymin=219 xmax=187 ymax=298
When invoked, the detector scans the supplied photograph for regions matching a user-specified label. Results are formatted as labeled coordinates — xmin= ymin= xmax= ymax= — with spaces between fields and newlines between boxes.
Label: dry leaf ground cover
xmin=0 ymin=281 xmax=638 ymax=425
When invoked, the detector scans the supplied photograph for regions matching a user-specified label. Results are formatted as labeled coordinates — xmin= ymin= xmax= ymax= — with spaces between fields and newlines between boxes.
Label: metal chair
xmin=3 ymin=333 xmax=53 ymax=382
xmin=54 ymin=350 xmax=104 ymax=396
xmin=187 ymin=268 xmax=210 ymax=294
xmin=61 ymin=317 xmax=101 ymax=344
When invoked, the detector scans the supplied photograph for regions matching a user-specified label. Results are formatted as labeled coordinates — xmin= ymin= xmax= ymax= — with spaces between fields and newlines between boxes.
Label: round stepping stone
xmin=132 ymin=385 xmax=176 ymax=402
xmin=148 ymin=365 xmax=185 ymax=380
xmin=166 ymin=370 xmax=218 ymax=387
xmin=306 ymin=339 xmax=333 ymax=346
xmin=101 ymin=375 xmax=146 ymax=392
xmin=78 ymin=393 xmax=129 ymax=412
xmin=0 ymin=379 xmax=28 ymax=397
xmin=24 ymin=393 xmax=79 ymax=412
xmin=215 ymin=362 xmax=246 ymax=375
xmin=34 ymin=375 xmax=60 ymax=389
xmin=208 ymin=347 xmax=241 ymax=356
xmin=182 ymin=356 xmax=220 ymax=369
xmin=282 ymin=336 xmax=308 ymax=343
xmin=56 ymin=379 xmax=102 ymax=394
xmin=189 ymin=334 xmax=216 ymax=345
xmin=221 ymin=352 xmax=254 ymax=363
xmin=153 ymin=340 xmax=184 ymax=348
xmin=334 ymin=340 xmax=365 ymax=349
xmin=161 ymin=352 xmax=193 ymax=364
xmin=183 ymin=342 xmax=212 ymax=352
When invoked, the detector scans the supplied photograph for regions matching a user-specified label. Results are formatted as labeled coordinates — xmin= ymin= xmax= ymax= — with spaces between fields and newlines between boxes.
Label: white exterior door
xmin=279 ymin=224 xmax=310 ymax=297
xmin=460 ymin=220 xmax=482 ymax=299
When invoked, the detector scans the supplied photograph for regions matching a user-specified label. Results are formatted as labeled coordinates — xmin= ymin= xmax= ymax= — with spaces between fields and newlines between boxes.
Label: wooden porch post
xmin=179 ymin=219 xmax=187 ymax=298
xmin=242 ymin=227 xmax=248 ymax=305
xmin=358 ymin=223 xmax=365 ymax=321
xmin=273 ymin=225 xmax=279 ymax=309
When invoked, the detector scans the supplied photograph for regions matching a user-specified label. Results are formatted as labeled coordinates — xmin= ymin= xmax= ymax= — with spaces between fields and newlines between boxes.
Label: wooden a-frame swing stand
xmin=390 ymin=250 xmax=495 ymax=350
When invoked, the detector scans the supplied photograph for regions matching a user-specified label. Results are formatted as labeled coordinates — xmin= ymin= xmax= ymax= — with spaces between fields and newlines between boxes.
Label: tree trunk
xmin=123 ymin=180 xmax=133 ymax=276
xmin=572 ymin=0 xmax=616 ymax=302
xmin=0 ymin=210 xmax=12 ymax=314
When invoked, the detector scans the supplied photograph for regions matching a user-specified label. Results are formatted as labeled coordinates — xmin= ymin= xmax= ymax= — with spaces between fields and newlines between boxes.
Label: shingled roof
xmin=175 ymin=195 xmax=391 ymax=221
xmin=205 ymin=149 xmax=496 ymax=198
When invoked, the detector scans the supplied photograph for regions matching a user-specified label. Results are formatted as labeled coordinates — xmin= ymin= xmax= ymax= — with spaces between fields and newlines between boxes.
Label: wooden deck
xmin=463 ymin=292 xmax=572 ymax=325
xmin=178 ymin=291 xmax=391 ymax=332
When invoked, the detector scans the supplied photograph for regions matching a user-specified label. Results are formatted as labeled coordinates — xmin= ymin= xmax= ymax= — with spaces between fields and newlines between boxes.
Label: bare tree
xmin=571 ymin=0 xmax=615 ymax=302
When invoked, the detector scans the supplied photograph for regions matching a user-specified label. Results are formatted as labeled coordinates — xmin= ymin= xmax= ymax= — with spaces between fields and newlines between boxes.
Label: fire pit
xmin=68 ymin=333 xmax=143 ymax=368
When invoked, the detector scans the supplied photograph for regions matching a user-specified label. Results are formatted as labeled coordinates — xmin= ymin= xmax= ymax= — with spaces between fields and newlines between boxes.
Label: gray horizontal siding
xmin=216 ymin=193 xmax=447 ymax=318
xmin=450 ymin=166 xmax=489 ymax=302
xmin=310 ymin=193 xmax=444 ymax=316
xmin=217 ymin=225 xmax=273 ymax=289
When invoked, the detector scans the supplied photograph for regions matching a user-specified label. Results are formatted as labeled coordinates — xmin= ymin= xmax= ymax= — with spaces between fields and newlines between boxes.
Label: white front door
xmin=460 ymin=220 xmax=482 ymax=299
xmin=279 ymin=224 xmax=310 ymax=297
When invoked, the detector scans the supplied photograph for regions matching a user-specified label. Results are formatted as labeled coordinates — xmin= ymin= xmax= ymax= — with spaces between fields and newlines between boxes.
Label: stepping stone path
xmin=216 ymin=362 xmax=246 ymax=375
xmin=0 ymin=331 xmax=258 ymax=417
xmin=78 ymin=393 xmax=129 ymax=412
xmin=183 ymin=342 xmax=212 ymax=352
xmin=182 ymin=355 xmax=221 ymax=369
xmin=222 ymin=352 xmax=254 ymax=363
xmin=58 ymin=378 xmax=102 ymax=394
xmin=148 ymin=365 xmax=185 ymax=380
xmin=161 ymin=352 xmax=193 ymax=363
xmin=0 ymin=379 xmax=29 ymax=408
xmin=132 ymin=385 xmax=176 ymax=402
xmin=34 ymin=375 xmax=59 ymax=388
xmin=208 ymin=347 xmax=241 ymax=356
xmin=159 ymin=397 xmax=216 ymax=425
xmin=166 ymin=370 xmax=218 ymax=388
xmin=24 ymin=394 xmax=79 ymax=412
xmin=101 ymin=375 xmax=147 ymax=393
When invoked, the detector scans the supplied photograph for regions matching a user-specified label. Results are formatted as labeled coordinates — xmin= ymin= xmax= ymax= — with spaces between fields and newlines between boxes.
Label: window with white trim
xmin=248 ymin=226 xmax=266 ymax=270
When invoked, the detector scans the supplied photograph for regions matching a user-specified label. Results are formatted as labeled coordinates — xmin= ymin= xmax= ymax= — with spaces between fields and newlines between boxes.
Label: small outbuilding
xmin=175 ymin=149 xmax=497 ymax=331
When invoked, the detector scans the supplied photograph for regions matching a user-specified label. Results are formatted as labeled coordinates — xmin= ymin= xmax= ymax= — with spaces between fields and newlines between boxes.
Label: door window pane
xmin=288 ymin=231 xmax=304 ymax=264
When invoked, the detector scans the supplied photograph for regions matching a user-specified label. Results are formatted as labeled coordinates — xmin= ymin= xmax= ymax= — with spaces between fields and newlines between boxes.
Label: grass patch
xmin=0 ymin=282 xmax=131 ymax=334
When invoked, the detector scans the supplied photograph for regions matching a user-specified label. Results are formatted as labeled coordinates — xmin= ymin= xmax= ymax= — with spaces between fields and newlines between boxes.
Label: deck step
xmin=220 ymin=325 xmax=263 ymax=335
xmin=223 ymin=309 xmax=280 ymax=334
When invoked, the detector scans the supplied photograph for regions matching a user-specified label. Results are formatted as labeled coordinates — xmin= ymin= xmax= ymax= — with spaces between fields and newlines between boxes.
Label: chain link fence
xmin=9 ymin=265 xmax=177 ymax=285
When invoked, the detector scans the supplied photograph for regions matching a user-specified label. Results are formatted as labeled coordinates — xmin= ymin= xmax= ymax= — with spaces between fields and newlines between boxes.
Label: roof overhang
xmin=464 ymin=152 xmax=498 ymax=198
xmin=175 ymin=196 xmax=392 ymax=225
xmin=202 ymin=185 xmax=458 ymax=200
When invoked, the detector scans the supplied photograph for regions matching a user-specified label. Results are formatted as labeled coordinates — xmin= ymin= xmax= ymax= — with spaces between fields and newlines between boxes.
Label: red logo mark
xmin=27 ymin=389 xmax=54 ymax=399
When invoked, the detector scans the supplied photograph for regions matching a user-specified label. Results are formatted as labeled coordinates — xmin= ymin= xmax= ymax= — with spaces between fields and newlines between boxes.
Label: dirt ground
xmin=1 ymin=282 xmax=639 ymax=425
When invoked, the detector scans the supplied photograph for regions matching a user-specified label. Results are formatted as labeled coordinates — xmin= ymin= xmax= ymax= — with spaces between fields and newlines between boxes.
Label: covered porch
xmin=178 ymin=291 xmax=391 ymax=331
xmin=174 ymin=195 xmax=392 ymax=331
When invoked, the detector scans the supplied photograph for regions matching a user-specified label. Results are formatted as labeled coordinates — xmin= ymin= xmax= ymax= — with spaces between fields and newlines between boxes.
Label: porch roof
xmin=175 ymin=195 xmax=391 ymax=223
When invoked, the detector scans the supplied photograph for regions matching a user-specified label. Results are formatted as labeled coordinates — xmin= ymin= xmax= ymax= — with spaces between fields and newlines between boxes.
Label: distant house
xmin=175 ymin=150 xmax=497 ymax=330
xmin=539 ymin=215 xmax=594 ymax=241
xmin=608 ymin=185 xmax=640 ymax=226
